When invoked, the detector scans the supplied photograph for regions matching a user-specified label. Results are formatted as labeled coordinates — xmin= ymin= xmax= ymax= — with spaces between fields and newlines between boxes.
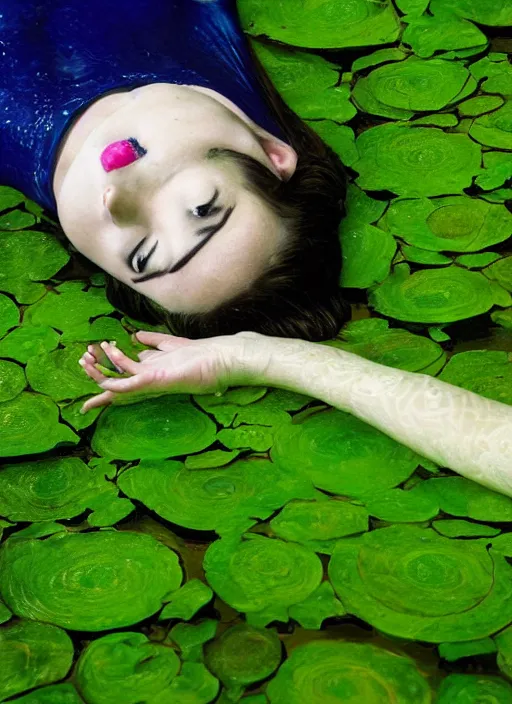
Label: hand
xmin=78 ymin=329 xmax=265 ymax=414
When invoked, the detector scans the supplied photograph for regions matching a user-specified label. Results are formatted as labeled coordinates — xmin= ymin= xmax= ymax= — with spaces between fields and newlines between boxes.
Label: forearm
xmin=239 ymin=336 xmax=512 ymax=496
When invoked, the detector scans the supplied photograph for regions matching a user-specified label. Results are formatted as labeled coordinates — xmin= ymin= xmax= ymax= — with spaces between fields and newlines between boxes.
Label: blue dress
xmin=0 ymin=0 xmax=285 ymax=214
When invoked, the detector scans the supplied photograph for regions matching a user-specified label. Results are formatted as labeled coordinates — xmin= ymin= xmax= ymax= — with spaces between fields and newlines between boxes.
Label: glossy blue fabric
xmin=0 ymin=0 xmax=284 ymax=214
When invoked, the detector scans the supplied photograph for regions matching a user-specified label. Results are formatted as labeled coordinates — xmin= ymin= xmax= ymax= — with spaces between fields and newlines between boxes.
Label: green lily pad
xmin=430 ymin=0 xmax=512 ymax=26
xmin=60 ymin=315 xmax=134 ymax=353
xmin=325 ymin=317 xmax=446 ymax=375
xmin=309 ymin=121 xmax=359 ymax=167
xmin=23 ymin=281 xmax=114 ymax=332
xmin=251 ymin=41 xmax=355 ymax=123
xmin=193 ymin=386 xmax=268 ymax=426
xmin=361 ymin=486 xmax=440 ymax=522
xmin=476 ymin=151 xmax=512 ymax=191
xmin=288 ymin=580 xmax=346 ymax=629
xmin=75 ymin=632 xmax=181 ymax=704
xmin=354 ymin=124 xmax=481 ymax=196
xmin=150 ymin=662 xmax=219 ymax=704
xmin=458 ymin=95 xmax=504 ymax=117
xmin=369 ymin=264 xmax=509 ymax=323
xmin=0 ymin=620 xmax=73 ymax=701
xmin=352 ymin=47 xmax=408 ymax=73
xmin=0 ymin=209 xmax=36 ymax=229
xmin=481 ymin=188 xmax=512 ymax=203
xmin=329 ymin=524 xmax=512 ymax=642
xmin=0 ymin=324 xmax=60 ymax=364
xmin=0 ymin=185 xmax=24 ymax=211
xmin=492 ymin=308 xmax=512 ymax=330
xmin=0 ymin=392 xmax=78 ymax=457
xmin=204 ymin=623 xmax=281 ymax=700
xmin=92 ymin=396 xmax=217 ymax=460
xmin=159 ymin=579 xmax=213 ymax=621
xmin=495 ymin=624 xmax=512 ymax=679
xmin=439 ymin=637 xmax=496 ymax=662
xmin=401 ymin=245 xmax=452 ymax=265
xmin=238 ymin=0 xmax=401 ymax=50
xmin=169 ymin=619 xmax=218 ymax=663
xmin=204 ymin=535 xmax=323 ymax=627
xmin=0 ymin=292 xmax=19 ymax=337
xmin=0 ymin=531 xmax=182 ymax=630
xmin=9 ymin=684 xmax=84 ymax=704
xmin=59 ymin=396 xmax=103 ymax=431
xmin=0 ymin=456 xmax=129 ymax=522
xmin=436 ymin=674 xmax=512 ymax=703
xmin=184 ymin=449 xmax=241 ymax=470
xmin=470 ymin=101 xmax=512 ymax=150
xmin=414 ymin=476 xmax=512 ymax=522
xmin=0 ymin=359 xmax=25 ymax=402
xmin=412 ymin=113 xmax=459 ymax=127
xmin=365 ymin=56 xmax=470 ymax=112
xmin=402 ymin=13 xmax=487 ymax=59
xmin=217 ymin=425 xmax=274 ymax=452
xmin=380 ymin=196 xmax=512 ymax=252
xmin=266 ymin=640 xmax=430 ymax=704
xmin=352 ymin=75 xmax=414 ymax=121
xmin=0 ymin=230 xmax=69 ymax=304
xmin=118 ymin=458 xmax=316 ymax=535
xmin=433 ymin=520 xmax=500 ymax=538
xmin=470 ymin=54 xmax=512 ymax=95
xmin=486 ymin=256 xmax=512 ymax=292
xmin=339 ymin=221 xmax=396 ymax=289
xmin=438 ymin=350 xmax=512 ymax=406
xmin=271 ymin=407 xmax=420 ymax=497
xmin=269 ymin=498 xmax=368 ymax=553
xmin=25 ymin=343 xmax=99 ymax=401
xmin=455 ymin=252 xmax=501 ymax=268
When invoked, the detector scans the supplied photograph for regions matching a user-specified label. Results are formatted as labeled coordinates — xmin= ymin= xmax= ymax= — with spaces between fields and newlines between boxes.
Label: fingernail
xmin=78 ymin=359 xmax=86 ymax=367
xmin=79 ymin=406 xmax=87 ymax=415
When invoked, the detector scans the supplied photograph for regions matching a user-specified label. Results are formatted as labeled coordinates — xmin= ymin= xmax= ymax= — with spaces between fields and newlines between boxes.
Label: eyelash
xmin=130 ymin=199 xmax=222 ymax=273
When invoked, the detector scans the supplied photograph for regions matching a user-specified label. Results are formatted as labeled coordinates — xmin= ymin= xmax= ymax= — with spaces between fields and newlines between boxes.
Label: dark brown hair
xmin=105 ymin=43 xmax=350 ymax=341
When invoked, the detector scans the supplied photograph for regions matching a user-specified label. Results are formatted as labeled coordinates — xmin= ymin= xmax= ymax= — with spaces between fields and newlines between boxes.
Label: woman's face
xmin=53 ymin=84 xmax=297 ymax=313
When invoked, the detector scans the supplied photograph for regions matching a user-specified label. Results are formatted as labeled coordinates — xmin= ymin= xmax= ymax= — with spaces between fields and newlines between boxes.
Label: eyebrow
xmin=130 ymin=205 xmax=235 ymax=284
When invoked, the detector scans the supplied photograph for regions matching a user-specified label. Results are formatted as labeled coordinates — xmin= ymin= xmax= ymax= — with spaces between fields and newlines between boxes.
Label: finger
xmin=79 ymin=358 xmax=109 ymax=384
xmin=100 ymin=341 xmax=140 ymax=374
xmin=99 ymin=369 xmax=162 ymax=393
xmin=80 ymin=390 xmax=114 ymax=413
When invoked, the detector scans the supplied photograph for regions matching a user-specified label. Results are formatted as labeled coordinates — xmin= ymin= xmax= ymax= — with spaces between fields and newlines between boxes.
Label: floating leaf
xmin=402 ymin=13 xmax=487 ymax=59
xmin=238 ymin=0 xmax=401 ymax=50
xmin=151 ymin=662 xmax=219 ymax=704
xmin=0 ymin=392 xmax=78 ymax=458
xmin=470 ymin=102 xmax=512 ymax=150
xmin=0 ymin=456 xmax=127 ymax=522
xmin=288 ymin=581 xmax=346 ymax=629
xmin=486 ymin=256 xmax=512 ymax=293
xmin=429 ymin=0 xmax=512 ymax=26
xmin=0 ymin=531 xmax=182 ymax=630
xmin=309 ymin=121 xmax=359 ymax=167
xmin=0 ymin=292 xmax=19 ymax=337
xmin=458 ymin=95 xmax=504 ymax=117
xmin=204 ymin=535 xmax=323 ymax=627
xmin=433 ymin=520 xmax=500 ymax=538
xmin=495 ymin=624 xmax=512 ymax=679
xmin=217 ymin=425 xmax=274 ymax=452
xmin=169 ymin=620 xmax=218 ymax=663
xmin=266 ymin=640 xmax=430 ymax=703
xmin=0 ymin=209 xmax=36 ymax=229
xmin=416 ymin=477 xmax=512 ymax=522
xmin=492 ymin=308 xmax=512 ymax=330
xmin=380 ymin=196 xmax=512 ymax=252
xmin=329 ymin=524 xmax=512 ymax=642
xmin=438 ymin=351 xmax=512 ymax=406
xmin=118 ymin=458 xmax=316 ymax=535
xmin=75 ymin=632 xmax=180 ymax=704
xmin=0 ymin=359 xmax=25 ymax=402
xmin=271 ymin=407 xmax=419 ymax=496
xmin=455 ymin=252 xmax=501 ymax=268
xmin=92 ymin=396 xmax=217 ymax=460
xmin=369 ymin=264 xmax=509 ymax=323
xmin=0 ymin=186 xmax=24 ymax=211
xmin=360 ymin=486 xmax=439 ymax=522
xmin=204 ymin=623 xmax=281 ymax=700
xmin=412 ymin=113 xmax=459 ymax=127
xmin=438 ymin=638 xmax=497 ymax=662
xmin=401 ymin=245 xmax=452 ymax=265
xmin=159 ymin=580 xmax=213 ymax=621
xmin=0 ymin=620 xmax=73 ymax=701
xmin=25 ymin=343 xmax=99 ymax=401
xmin=352 ymin=47 xmax=408 ymax=73
xmin=270 ymin=498 xmax=368 ymax=553
xmin=339 ymin=221 xmax=396 ymax=288
xmin=184 ymin=449 xmax=242 ymax=470
xmin=476 ymin=151 xmax=512 ymax=191
xmin=354 ymin=125 xmax=481 ymax=196
xmin=0 ymin=325 xmax=60 ymax=364
xmin=251 ymin=41 xmax=355 ymax=123
xmin=436 ymin=674 xmax=512 ymax=703
xmin=9 ymin=684 xmax=85 ymax=704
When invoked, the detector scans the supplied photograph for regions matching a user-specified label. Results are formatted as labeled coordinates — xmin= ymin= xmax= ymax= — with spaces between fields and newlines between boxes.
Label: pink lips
xmin=100 ymin=137 xmax=147 ymax=172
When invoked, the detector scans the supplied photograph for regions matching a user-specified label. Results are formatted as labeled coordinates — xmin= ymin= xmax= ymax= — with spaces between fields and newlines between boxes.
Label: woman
xmin=2 ymin=1 xmax=511 ymax=496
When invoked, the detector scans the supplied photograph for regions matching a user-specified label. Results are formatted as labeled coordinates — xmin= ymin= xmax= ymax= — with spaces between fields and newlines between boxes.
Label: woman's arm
xmin=238 ymin=335 xmax=512 ymax=496
xmin=81 ymin=331 xmax=512 ymax=497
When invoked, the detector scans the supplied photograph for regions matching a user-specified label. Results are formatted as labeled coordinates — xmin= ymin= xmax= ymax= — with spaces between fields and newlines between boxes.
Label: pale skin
xmin=79 ymin=331 xmax=512 ymax=499
xmin=52 ymin=81 xmax=512 ymax=498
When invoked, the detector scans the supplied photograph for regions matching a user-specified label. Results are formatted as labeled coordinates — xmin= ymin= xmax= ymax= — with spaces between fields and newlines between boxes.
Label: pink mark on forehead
xmin=100 ymin=138 xmax=147 ymax=172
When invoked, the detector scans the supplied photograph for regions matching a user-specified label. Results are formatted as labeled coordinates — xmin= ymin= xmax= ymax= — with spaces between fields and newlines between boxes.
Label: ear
xmin=258 ymin=134 xmax=298 ymax=181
